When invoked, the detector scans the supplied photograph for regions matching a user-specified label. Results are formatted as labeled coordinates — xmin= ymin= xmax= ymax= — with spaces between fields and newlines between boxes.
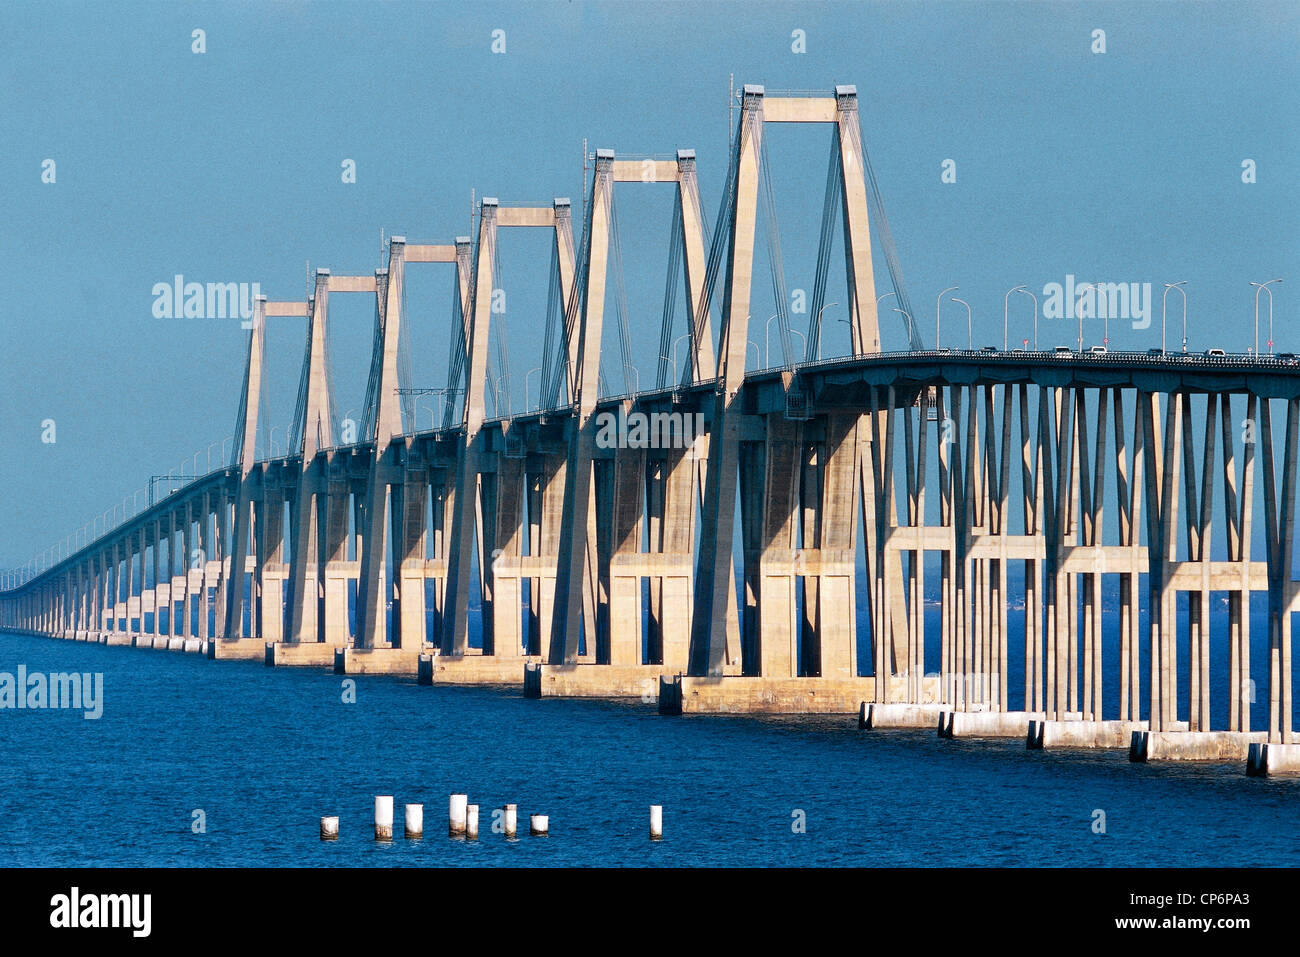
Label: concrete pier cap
xmin=481 ymin=197 xmax=499 ymax=208
xmin=553 ymin=197 xmax=570 ymax=208
xmin=743 ymin=83 xmax=764 ymax=97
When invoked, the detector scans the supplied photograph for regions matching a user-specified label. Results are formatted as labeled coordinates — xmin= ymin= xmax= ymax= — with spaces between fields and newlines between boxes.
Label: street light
xmin=1074 ymin=282 xmax=1098 ymax=351
xmin=836 ymin=318 xmax=856 ymax=355
xmin=890 ymin=309 xmax=911 ymax=355
xmin=814 ymin=301 xmax=839 ymax=360
xmin=764 ymin=313 xmax=782 ymax=367
xmin=936 ymin=286 xmax=958 ymax=350
xmin=1161 ymin=282 xmax=1186 ymax=355
xmin=1006 ymin=286 xmax=1038 ymax=351
xmin=496 ymin=373 xmax=512 ymax=413
xmin=1251 ymin=279 xmax=1282 ymax=355
xmin=790 ymin=329 xmax=806 ymax=364
xmin=671 ymin=333 xmax=692 ymax=384
xmin=525 ymin=367 xmax=542 ymax=411
xmin=950 ymin=297 xmax=972 ymax=350
xmin=1004 ymin=285 xmax=1026 ymax=351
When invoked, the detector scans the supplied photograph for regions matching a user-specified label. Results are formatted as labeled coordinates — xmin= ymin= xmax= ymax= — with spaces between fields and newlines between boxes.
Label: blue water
xmin=1 ymin=631 xmax=1297 ymax=867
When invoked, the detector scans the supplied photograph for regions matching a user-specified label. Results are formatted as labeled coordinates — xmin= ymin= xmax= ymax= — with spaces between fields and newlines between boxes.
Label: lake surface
xmin=0 ymin=629 xmax=1296 ymax=867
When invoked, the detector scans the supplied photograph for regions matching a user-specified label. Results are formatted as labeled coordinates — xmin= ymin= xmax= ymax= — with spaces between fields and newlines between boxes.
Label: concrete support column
xmin=605 ymin=441 xmax=646 ymax=666
xmin=321 ymin=471 xmax=350 ymax=646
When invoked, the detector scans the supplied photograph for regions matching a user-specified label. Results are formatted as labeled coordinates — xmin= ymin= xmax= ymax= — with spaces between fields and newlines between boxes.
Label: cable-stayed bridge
xmin=4 ymin=84 xmax=1299 ymax=776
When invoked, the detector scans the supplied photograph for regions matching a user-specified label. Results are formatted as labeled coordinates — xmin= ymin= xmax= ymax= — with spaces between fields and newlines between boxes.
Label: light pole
xmin=671 ymin=333 xmax=692 ymax=384
xmin=525 ymin=367 xmax=542 ymax=411
xmin=876 ymin=292 xmax=896 ymax=352
xmin=1074 ymin=282 xmax=1097 ymax=351
xmin=891 ymin=309 xmax=911 ymax=356
xmin=814 ymin=301 xmax=839 ymax=360
xmin=1161 ymin=282 xmax=1186 ymax=355
xmin=790 ymin=329 xmax=806 ymax=365
xmin=1010 ymin=286 xmax=1038 ymax=351
xmin=836 ymin=318 xmax=856 ymax=356
xmin=950 ymin=297 xmax=972 ymax=350
xmin=936 ymin=286 xmax=958 ymax=350
xmin=1004 ymin=285 xmax=1026 ymax=351
xmin=1251 ymin=279 xmax=1282 ymax=355
xmin=764 ymin=313 xmax=781 ymax=367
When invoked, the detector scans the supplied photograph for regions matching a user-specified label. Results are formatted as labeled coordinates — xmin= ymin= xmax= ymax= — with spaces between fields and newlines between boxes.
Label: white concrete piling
xmin=405 ymin=803 xmax=423 ymax=839
xmin=320 ymin=816 xmax=339 ymax=841
xmin=650 ymin=804 xmax=663 ymax=841
xmin=449 ymin=793 xmax=468 ymax=836
xmin=504 ymin=803 xmax=518 ymax=839
xmin=466 ymin=804 xmax=479 ymax=840
xmin=374 ymin=795 xmax=393 ymax=841
xmin=530 ymin=813 xmax=549 ymax=837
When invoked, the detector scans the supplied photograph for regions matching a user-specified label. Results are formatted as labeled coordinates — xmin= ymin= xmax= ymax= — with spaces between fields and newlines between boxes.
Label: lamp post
xmin=950 ymin=297 xmax=972 ymax=350
xmin=936 ymin=286 xmax=958 ymax=350
xmin=671 ymin=333 xmax=692 ymax=384
xmin=814 ymin=301 xmax=839 ymax=360
xmin=1074 ymin=282 xmax=1097 ymax=351
xmin=891 ymin=309 xmax=912 ymax=355
xmin=1004 ymin=285 xmax=1026 ymax=351
xmin=525 ymin=367 xmax=542 ymax=411
xmin=764 ymin=313 xmax=781 ymax=367
xmin=876 ymin=292 xmax=896 ymax=352
xmin=836 ymin=318 xmax=856 ymax=356
xmin=1014 ymin=286 xmax=1038 ymax=351
xmin=1251 ymin=279 xmax=1282 ymax=355
xmin=1161 ymin=282 xmax=1186 ymax=355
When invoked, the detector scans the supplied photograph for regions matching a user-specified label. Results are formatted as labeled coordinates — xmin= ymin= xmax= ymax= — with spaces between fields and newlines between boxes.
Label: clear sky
xmin=1 ymin=0 xmax=1295 ymax=566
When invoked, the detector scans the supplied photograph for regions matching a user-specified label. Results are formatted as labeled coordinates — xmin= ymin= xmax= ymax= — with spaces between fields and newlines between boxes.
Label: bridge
xmin=4 ymin=84 xmax=1298 ymax=776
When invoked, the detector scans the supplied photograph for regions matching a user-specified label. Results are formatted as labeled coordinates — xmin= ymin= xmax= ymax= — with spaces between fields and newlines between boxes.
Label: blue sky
xmin=1 ymin=0 xmax=1295 ymax=564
